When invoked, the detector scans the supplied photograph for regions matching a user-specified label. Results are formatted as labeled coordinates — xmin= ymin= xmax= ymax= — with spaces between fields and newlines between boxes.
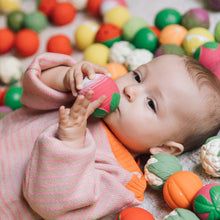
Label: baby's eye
xmin=147 ymin=98 xmax=156 ymax=112
xmin=134 ymin=72 xmax=141 ymax=83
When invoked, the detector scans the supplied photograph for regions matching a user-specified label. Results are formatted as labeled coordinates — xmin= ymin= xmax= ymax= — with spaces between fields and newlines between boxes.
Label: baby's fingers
xmin=58 ymin=106 xmax=69 ymax=125
xmin=81 ymin=63 xmax=111 ymax=80
xmin=87 ymin=95 xmax=106 ymax=116
xmin=69 ymin=90 xmax=94 ymax=119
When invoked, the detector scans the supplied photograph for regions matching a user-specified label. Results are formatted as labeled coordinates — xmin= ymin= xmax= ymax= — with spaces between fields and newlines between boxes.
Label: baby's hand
xmin=57 ymin=90 xmax=106 ymax=146
xmin=64 ymin=61 xmax=110 ymax=96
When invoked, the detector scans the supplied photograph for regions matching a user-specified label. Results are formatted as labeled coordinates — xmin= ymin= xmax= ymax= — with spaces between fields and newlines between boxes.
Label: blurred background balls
xmin=122 ymin=17 xmax=148 ymax=42
xmin=75 ymin=21 xmax=99 ymax=50
xmin=14 ymin=29 xmax=40 ymax=57
xmin=159 ymin=24 xmax=187 ymax=46
xmin=133 ymin=27 xmax=158 ymax=53
xmin=95 ymin=23 xmax=122 ymax=48
xmin=84 ymin=43 xmax=109 ymax=66
xmin=155 ymin=44 xmax=186 ymax=57
xmin=182 ymin=27 xmax=214 ymax=56
xmin=7 ymin=10 xmax=25 ymax=32
xmin=103 ymin=6 xmax=131 ymax=28
xmin=0 ymin=28 xmax=15 ymax=54
xmin=181 ymin=8 xmax=210 ymax=29
xmin=154 ymin=8 xmax=181 ymax=30
xmin=47 ymin=34 xmax=73 ymax=55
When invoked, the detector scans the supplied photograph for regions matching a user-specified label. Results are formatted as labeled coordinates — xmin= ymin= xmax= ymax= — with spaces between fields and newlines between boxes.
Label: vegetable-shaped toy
xmin=79 ymin=74 xmax=120 ymax=118
xmin=116 ymin=207 xmax=155 ymax=220
xmin=163 ymin=171 xmax=203 ymax=209
xmin=193 ymin=183 xmax=220 ymax=220
xmin=194 ymin=41 xmax=220 ymax=80
xmin=125 ymin=49 xmax=153 ymax=71
xmin=109 ymin=41 xmax=135 ymax=64
xmin=144 ymin=153 xmax=182 ymax=191
xmin=0 ymin=56 xmax=23 ymax=84
xmin=95 ymin=23 xmax=122 ymax=48
xmin=164 ymin=208 xmax=199 ymax=220
xmin=200 ymin=136 xmax=220 ymax=177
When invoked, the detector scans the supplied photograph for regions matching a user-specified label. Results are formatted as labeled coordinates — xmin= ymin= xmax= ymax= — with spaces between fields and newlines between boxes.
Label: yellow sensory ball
xmin=0 ymin=0 xmax=20 ymax=14
xmin=183 ymin=27 xmax=214 ymax=56
xmin=159 ymin=24 xmax=188 ymax=46
xmin=84 ymin=43 xmax=109 ymax=66
xmin=103 ymin=6 xmax=131 ymax=28
xmin=75 ymin=21 xmax=100 ymax=50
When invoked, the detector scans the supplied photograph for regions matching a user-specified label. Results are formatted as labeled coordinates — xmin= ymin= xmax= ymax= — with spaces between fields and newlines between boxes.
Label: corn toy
xmin=79 ymin=73 xmax=120 ymax=118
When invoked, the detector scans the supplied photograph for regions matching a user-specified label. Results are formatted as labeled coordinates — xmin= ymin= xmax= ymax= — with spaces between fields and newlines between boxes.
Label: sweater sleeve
xmin=21 ymin=52 xmax=76 ymax=110
xmin=23 ymin=124 xmax=140 ymax=220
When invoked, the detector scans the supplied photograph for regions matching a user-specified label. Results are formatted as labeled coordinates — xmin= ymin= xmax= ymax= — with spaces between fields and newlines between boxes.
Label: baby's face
xmin=104 ymin=55 xmax=207 ymax=155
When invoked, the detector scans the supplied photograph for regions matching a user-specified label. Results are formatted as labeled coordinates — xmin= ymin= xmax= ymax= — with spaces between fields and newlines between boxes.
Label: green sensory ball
xmin=4 ymin=86 xmax=23 ymax=110
xmin=155 ymin=8 xmax=181 ymax=30
xmin=133 ymin=27 xmax=158 ymax=53
xmin=7 ymin=10 xmax=25 ymax=32
xmin=122 ymin=17 xmax=148 ymax=42
xmin=24 ymin=10 xmax=48 ymax=33
xmin=215 ymin=21 xmax=220 ymax=42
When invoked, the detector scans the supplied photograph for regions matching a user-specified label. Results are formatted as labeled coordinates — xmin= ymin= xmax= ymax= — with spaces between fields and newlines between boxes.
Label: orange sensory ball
xmin=38 ymin=0 xmax=57 ymax=17
xmin=47 ymin=34 xmax=73 ymax=55
xmin=159 ymin=24 xmax=188 ymax=46
xmin=51 ymin=2 xmax=76 ymax=26
xmin=163 ymin=171 xmax=203 ymax=210
xmin=0 ymin=28 xmax=15 ymax=54
xmin=14 ymin=29 xmax=40 ymax=57
xmin=116 ymin=207 xmax=155 ymax=220
xmin=105 ymin=62 xmax=128 ymax=80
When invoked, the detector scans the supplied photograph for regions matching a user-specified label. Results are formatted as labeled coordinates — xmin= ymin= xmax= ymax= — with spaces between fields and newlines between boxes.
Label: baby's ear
xmin=149 ymin=141 xmax=184 ymax=156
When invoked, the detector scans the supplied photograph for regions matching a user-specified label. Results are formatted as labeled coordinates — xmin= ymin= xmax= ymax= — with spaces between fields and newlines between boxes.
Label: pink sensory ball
xmin=193 ymin=183 xmax=220 ymax=220
xmin=100 ymin=0 xmax=127 ymax=16
xmin=79 ymin=74 xmax=120 ymax=118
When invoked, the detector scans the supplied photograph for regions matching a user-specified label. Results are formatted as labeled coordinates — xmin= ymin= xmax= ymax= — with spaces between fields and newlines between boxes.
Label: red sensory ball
xmin=0 ymin=28 xmax=15 ymax=54
xmin=51 ymin=2 xmax=76 ymax=26
xmin=96 ymin=23 xmax=122 ymax=43
xmin=38 ymin=0 xmax=57 ymax=17
xmin=87 ymin=0 xmax=103 ymax=16
xmin=14 ymin=29 xmax=40 ymax=57
xmin=47 ymin=34 xmax=73 ymax=55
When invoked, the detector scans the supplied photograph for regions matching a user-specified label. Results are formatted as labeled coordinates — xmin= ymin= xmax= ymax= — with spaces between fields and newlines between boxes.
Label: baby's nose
xmin=124 ymin=85 xmax=137 ymax=102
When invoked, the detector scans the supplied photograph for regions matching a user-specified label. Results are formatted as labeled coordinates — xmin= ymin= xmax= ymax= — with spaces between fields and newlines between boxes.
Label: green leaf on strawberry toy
xmin=110 ymin=92 xmax=120 ymax=112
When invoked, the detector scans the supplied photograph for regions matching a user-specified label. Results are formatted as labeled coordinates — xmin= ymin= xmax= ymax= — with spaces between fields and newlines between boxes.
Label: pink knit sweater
xmin=0 ymin=53 xmax=146 ymax=220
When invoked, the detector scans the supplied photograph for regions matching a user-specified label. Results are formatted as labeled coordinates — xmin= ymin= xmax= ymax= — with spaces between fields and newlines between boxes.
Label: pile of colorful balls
xmin=0 ymin=0 xmax=220 ymax=219
xmin=1 ymin=0 xmax=220 ymax=115
xmin=0 ymin=0 xmax=220 ymax=114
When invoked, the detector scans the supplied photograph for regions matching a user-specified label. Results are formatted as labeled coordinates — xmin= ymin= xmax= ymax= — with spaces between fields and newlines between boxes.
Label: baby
xmin=0 ymin=53 xmax=220 ymax=220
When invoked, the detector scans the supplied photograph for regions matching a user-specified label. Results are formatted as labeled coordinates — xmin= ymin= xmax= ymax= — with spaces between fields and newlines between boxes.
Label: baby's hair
xmin=181 ymin=55 xmax=220 ymax=152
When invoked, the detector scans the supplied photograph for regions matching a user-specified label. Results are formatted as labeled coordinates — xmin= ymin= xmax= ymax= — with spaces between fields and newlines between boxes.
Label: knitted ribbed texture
xmin=0 ymin=53 xmax=146 ymax=220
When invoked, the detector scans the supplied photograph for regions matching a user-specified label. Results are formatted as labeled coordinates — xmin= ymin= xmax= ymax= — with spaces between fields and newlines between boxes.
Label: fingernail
xmin=90 ymin=74 xmax=96 ymax=79
xmin=77 ymin=84 xmax=83 ymax=90
xmin=107 ymin=72 xmax=112 ymax=77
